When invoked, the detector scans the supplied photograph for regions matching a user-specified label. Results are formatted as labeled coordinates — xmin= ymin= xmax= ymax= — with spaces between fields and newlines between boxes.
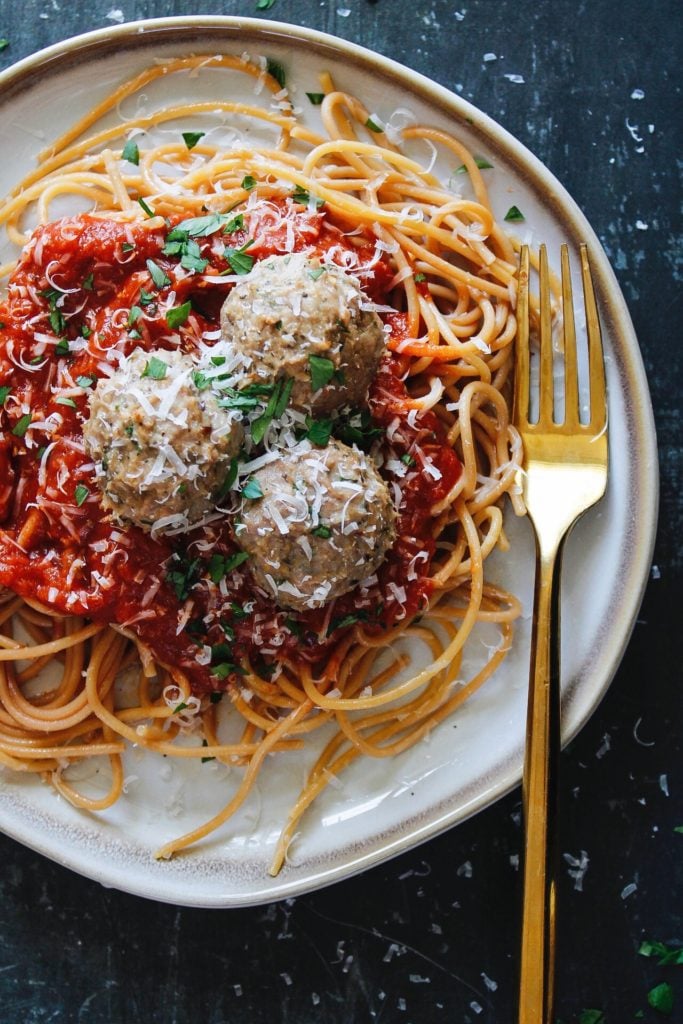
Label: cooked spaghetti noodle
xmin=0 ymin=54 xmax=524 ymax=874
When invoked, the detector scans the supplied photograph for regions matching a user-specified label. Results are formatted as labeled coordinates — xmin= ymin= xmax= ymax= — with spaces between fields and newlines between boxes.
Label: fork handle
xmin=517 ymin=537 xmax=563 ymax=1023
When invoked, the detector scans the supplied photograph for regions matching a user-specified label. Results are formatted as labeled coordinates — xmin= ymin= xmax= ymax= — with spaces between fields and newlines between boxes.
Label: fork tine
xmin=580 ymin=244 xmax=607 ymax=432
xmin=560 ymin=244 xmax=579 ymax=427
xmin=514 ymin=245 xmax=530 ymax=425
xmin=538 ymin=244 xmax=554 ymax=425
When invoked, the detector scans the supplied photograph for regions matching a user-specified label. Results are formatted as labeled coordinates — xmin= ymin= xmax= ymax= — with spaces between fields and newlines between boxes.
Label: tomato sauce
xmin=0 ymin=203 xmax=461 ymax=693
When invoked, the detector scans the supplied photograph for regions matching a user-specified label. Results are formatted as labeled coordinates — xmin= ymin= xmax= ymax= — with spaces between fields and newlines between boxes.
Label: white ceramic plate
xmin=0 ymin=17 xmax=657 ymax=907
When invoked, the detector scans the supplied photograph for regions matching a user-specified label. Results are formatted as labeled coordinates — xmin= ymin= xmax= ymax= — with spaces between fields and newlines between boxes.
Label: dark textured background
xmin=0 ymin=2 xmax=680 ymax=1022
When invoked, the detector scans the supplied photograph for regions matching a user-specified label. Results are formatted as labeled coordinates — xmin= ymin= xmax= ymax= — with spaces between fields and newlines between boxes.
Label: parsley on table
xmin=648 ymin=981 xmax=674 ymax=1015
xmin=639 ymin=940 xmax=683 ymax=966
xmin=122 ymin=140 xmax=140 ymax=165
xmin=166 ymin=301 xmax=192 ymax=329
xmin=182 ymin=131 xmax=205 ymax=150
xmin=256 ymin=0 xmax=277 ymax=9
xmin=141 ymin=356 xmax=168 ymax=380
xmin=74 ymin=484 xmax=90 ymax=506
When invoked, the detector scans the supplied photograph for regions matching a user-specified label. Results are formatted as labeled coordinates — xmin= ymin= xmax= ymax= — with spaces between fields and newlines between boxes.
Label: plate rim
xmin=0 ymin=15 xmax=659 ymax=907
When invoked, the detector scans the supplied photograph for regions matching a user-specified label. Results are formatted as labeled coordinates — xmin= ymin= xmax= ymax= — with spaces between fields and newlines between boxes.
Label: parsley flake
xmin=146 ymin=259 xmax=170 ymax=289
xmin=137 ymin=196 xmax=155 ymax=218
xmin=182 ymin=131 xmax=205 ymax=150
xmin=55 ymin=396 xmax=77 ymax=408
xmin=241 ymin=175 xmax=257 ymax=192
xmin=504 ymin=205 xmax=525 ymax=222
xmin=12 ymin=413 xmax=31 ymax=438
xmin=74 ymin=484 xmax=90 ymax=506
xmin=266 ymin=59 xmax=286 ymax=89
xmin=241 ymin=477 xmax=264 ymax=500
xmin=453 ymin=156 xmax=494 ymax=175
xmin=365 ymin=116 xmax=384 ymax=133
xmin=308 ymin=354 xmax=336 ymax=392
xmin=306 ymin=92 xmax=325 ymax=105
xmin=0 ymin=386 xmax=11 ymax=405
xmin=166 ymin=301 xmax=192 ymax=329
xmin=141 ymin=356 xmax=168 ymax=380
xmin=250 ymin=377 xmax=293 ymax=443
xmin=648 ymin=982 xmax=674 ymax=1015
xmin=292 ymin=185 xmax=325 ymax=208
xmin=122 ymin=139 xmax=140 ymax=165
xmin=224 ymin=240 xmax=255 ymax=276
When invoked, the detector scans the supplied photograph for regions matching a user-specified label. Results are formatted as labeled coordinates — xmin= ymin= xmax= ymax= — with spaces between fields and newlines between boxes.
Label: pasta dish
xmin=0 ymin=53 xmax=524 ymax=874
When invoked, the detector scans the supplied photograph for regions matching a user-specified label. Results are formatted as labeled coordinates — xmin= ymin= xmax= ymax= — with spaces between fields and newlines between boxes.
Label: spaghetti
xmin=0 ymin=54 xmax=524 ymax=874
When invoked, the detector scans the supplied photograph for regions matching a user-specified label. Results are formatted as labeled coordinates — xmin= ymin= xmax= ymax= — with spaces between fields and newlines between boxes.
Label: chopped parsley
xmin=307 ymin=267 xmax=326 ymax=281
xmin=209 ymin=691 xmax=223 ymax=704
xmin=0 ymin=386 xmax=11 ymax=405
xmin=504 ymin=205 xmax=525 ymax=222
xmin=55 ymin=396 xmax=77 ymax=408
xmin=218 ymin=382 xmax=275 ymax=411
xmin=201 ymin=739 xmax=215 ymax=763
xmin=141 ymin=356 xmax=168 ymax=380
xmin=173 ymin=702 xmax=189 ymax=714
xmin=241 ymin=175 xmax=257 ymax=192
xmin=306 ymin=92 xmax=325 ymax=105
xmin=146 ymin=258 xmax=170 ymax=289
xmin=266 ymin=58 xmax=286 ymax=89
xmin=327 ymin=611 xmax=369 ymax=636
xmin=55 ymin=338 xmax=70 ymax=357
xmin=638 ymin=940 xmax=683 ymax=966
xmin=166 ymin=554 xmax=201 ymax=601
xmin=216 ymin=456 xmax=239 ymax=501
xmin=0 ymin=40 xmax=8 ymax=53
xmin=139 ymin=289 xmax=155 ymax=306
xmin=292 ymin=185 xmax=325 ymax=208
xmin=414 ymin=272 xmax=426 ymax=282
xmin=256 ymin=0 xmax=277 ymax=9
xmin=312 ymin=524 xmax=331 ymax=539
xmin=241 ymin=477 xmax=264 ymax=500
xmin=137 ymin=196 xmax=155 ymax=218
xmin=76 ymin=375 xmax=96 ymax=389
xmin=82 ymin=272 xmax=95 ymax=291
xmin=453 ymin=156 xmax=494 ymax=174
xmin=121 ymin=242 xmax=135 ymax=254
xmin=401 ymin=453 xmax=415 ymax=466
xmin=182 ymin=131 xmax=205 ymax=150
xmin=172 ymin=210 xmax=242 ymax=238
xmin=127 ymin=305 xmax=142 ymax=326
xmin=334 ymin=408 xmax=383 ymax=449
xmin=11 ymin=413 xmax=31 ymax=438
xmin=250 ymin=377 xmax=293 ymax=443
xmin=180 ymin=239 xmax=209 ymax=273
xmin=207 ymin=550 xmax=250 ymax=584
xmin=166 ymin=301 xmax=192 ymax=329
xmin=305 ymin=416 xmax=332 ymax=446
xmin=308 ymin=354 xmax=336 ymax=392
xmin=365 ymin=116 xmax=384 ymax=133
xmin=577 ymin=1013 xmax=604 ymax=1024
xmin=74 ymin=484 xmax=90 ymax=506
xmin=122 ymin=139 xmax=140 ymax=165
xmin=224 ymin=239 xmax=255 ymax=276
xmin=648 ymin=982 xmax=674 ymax=1015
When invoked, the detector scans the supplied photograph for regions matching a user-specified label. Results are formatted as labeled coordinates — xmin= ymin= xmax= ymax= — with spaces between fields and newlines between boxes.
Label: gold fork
xmin=514 ymin=243 xmax=609 ymax=1022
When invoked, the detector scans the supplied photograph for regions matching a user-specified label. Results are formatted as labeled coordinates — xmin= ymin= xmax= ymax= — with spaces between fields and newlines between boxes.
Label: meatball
xmin=234 ymin=438 xmax=396 ymax=611
xmin=220 ymin=253 xmax=386 ymax=414
xmin=83 ymin=348 xmax=243 ymax=533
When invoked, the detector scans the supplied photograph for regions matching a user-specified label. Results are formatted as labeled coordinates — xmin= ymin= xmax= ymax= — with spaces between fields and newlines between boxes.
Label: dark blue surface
xmin=0 ymin=3 xmax=681 ymax=1022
